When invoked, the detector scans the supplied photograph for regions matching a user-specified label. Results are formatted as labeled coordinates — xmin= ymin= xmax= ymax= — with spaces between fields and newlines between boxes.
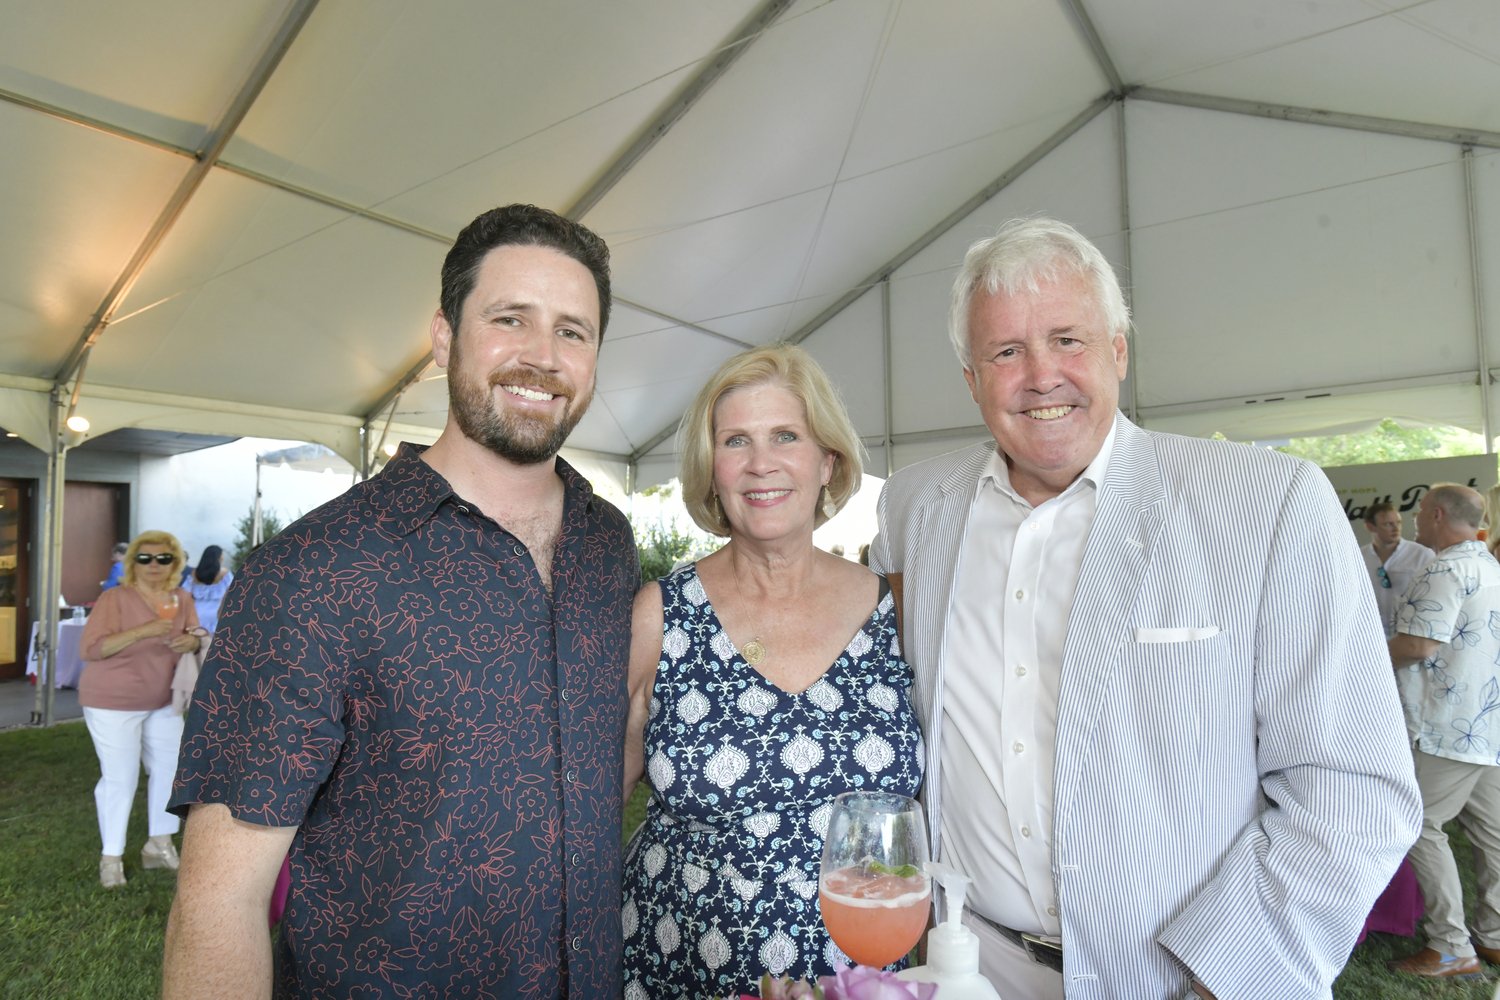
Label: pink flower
xmin=817 ymin=964 xmax=936 ymax=1000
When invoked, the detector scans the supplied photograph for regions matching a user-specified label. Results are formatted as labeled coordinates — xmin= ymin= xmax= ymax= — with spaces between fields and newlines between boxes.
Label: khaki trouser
xmin=1408 ymin=749 xmax=1500 ymax=956
xmin=962 ymin=907 xmax=1065 ymax=1000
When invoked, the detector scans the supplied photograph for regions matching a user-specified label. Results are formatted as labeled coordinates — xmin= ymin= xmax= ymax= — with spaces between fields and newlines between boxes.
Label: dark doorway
xmin=63 ymin=481 xmax=126 ymax=607
xmin=0 ymin=478 xmax=32 ymax=680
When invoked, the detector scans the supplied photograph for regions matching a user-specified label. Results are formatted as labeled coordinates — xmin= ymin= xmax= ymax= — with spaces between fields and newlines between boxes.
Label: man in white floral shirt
xmin=1389 ymin=482 xmax=1500 ymax=981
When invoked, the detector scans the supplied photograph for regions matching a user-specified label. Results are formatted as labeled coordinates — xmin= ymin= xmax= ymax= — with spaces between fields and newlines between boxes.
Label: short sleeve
xmin=1394 ymin=562 xmax=1462 ymax=643
xmin=169 ymin=541 xmax=349 ymax=826
xmin=80 ymin=588 xmax=124 ymax=662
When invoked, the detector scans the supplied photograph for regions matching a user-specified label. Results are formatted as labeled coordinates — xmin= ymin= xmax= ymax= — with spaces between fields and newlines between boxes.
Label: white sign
xmin=1321 ymin=454 xmax=1498 ymax=535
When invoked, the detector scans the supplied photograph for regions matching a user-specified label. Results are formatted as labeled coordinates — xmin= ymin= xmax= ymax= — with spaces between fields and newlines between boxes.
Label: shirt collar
xmin=979 ymin=418 xmax=1118 ymax=509
xmin=371 ymin=442 xmax=596 ymax=536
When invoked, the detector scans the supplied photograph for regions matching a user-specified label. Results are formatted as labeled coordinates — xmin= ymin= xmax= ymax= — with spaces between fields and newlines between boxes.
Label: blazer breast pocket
xmin=1131 ymin=625 xmax=1220 ymax=644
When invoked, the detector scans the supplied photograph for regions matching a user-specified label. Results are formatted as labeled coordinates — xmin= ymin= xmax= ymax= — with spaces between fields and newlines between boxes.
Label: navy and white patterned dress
xmin=621 ymin=564 xmax=924 ymax=1000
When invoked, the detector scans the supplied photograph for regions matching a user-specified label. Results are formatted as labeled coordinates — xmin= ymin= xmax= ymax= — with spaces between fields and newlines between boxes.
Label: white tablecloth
xmin=26 ymin=619 xmax=87 ymax=688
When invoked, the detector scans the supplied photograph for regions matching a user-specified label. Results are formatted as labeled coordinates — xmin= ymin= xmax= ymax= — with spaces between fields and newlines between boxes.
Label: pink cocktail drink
xmin=819 ymin=865 xmax=931 ymax=968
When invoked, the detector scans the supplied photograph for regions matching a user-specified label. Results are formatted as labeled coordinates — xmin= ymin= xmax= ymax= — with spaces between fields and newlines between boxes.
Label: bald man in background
xmin=1389 ymin=484 xmax=1500 ymax=981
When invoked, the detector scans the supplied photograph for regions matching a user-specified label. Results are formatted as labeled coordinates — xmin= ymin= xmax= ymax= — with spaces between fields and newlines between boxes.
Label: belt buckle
xmin=1019 ymin=932 xmax=1063 ymax=973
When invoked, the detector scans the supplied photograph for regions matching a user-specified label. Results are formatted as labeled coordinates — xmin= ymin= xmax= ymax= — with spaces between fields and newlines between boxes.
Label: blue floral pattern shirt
xmin=1395 ymin=539 xmax=1500 ymax=765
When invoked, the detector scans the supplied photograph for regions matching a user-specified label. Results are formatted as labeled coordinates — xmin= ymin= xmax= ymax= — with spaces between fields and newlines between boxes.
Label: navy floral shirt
xmin=170 ymin=444 xmax=638 ymax=999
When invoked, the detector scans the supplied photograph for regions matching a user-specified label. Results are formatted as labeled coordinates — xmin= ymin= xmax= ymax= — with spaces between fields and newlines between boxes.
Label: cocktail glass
xmin=818 ymin=791 xmax=931 ymax=969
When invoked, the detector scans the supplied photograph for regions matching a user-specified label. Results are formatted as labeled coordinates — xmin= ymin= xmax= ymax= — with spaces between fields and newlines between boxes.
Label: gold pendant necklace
xmin=731 ymin=549 xmax=775 ymax=666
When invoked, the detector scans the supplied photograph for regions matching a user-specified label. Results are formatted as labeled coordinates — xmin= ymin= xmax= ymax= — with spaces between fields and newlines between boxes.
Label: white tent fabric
xmin=2 ymin=0 xmax=1498 ymax=495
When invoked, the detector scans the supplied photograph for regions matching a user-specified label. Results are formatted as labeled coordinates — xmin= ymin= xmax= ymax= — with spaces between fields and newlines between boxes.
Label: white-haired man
xmin=871 ymin=217 xmax=1420 ymax=999
xmin=1387 ymin=484 xmax=1500 ymax=981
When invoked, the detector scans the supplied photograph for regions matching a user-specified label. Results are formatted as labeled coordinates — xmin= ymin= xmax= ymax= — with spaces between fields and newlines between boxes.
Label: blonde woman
xmin=79 ymin=530 xmax=200 ymax=887
xmin=621 ymin=344 xmax=923 ymax=998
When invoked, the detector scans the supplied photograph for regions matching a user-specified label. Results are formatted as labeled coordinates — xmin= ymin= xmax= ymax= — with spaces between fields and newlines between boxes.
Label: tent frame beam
xmin=563 ymin=0 xmax=794 ymax=221
xmin=1056 ymin=0 xmax=1124 ymax=96
xmin=1131 ymin=87 xmax=1500 ymax=150
xmin=1137 ymin=369 xmax=1493 ymax=421
xmin=1464 ymin=146 xmax=1493 ymax=453
xmin=50 ymin=0 xmax=323 ymax=391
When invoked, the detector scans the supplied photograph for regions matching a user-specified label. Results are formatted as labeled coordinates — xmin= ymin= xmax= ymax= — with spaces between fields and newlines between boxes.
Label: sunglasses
xmin=134 ymin=553 xmax=176 ymax=565
xmin=1377 ymin=566 xmax=1392 ymax=589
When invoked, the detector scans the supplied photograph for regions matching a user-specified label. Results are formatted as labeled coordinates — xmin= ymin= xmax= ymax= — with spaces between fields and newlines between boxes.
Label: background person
xmin=1361 ymin=502 xmax=1434 ymax=638
xmin=78 ymin=530 xmax=200 ymax=887
xmin=621 ymin=344 xmax=923 ymax=998
xmin=1387 ymin=484 xmax=1500 ymax=980
xmin=183 ymin=545 xmax=232 ymax=636
xmin=1485 ymin=485 xmax=1500 ymax=560
xmin=99 ymin=541 xmax=128 ymax=591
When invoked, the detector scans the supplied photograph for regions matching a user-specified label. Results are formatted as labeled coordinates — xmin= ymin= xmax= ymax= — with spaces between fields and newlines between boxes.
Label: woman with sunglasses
xmin=78 ymin=529 xmax=202 ymax=887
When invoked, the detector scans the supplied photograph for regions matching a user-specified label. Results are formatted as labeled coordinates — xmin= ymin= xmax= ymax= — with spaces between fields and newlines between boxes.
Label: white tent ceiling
xmin=2 ymin=0 xmax=1498 ymax=493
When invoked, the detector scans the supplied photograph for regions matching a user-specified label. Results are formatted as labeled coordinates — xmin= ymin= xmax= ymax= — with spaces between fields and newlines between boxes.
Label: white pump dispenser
xmin=895 ymin=862 xmax=1003 ymax=999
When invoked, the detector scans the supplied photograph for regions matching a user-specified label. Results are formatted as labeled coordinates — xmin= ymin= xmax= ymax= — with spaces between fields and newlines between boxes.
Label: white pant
xmin=963 ymin=908 xmax=1065 ymax=1000
xmin=82 ymin=706 xmax=184 ymax=855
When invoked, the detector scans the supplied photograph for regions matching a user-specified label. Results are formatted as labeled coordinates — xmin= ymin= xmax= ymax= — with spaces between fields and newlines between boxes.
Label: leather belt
xmin=969 ymin=910 xmax=1064 ymax=974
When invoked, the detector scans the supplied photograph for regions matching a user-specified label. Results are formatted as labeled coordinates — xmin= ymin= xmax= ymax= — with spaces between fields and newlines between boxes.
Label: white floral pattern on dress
xmin=622 ymin=566 xmax=923 ymax=999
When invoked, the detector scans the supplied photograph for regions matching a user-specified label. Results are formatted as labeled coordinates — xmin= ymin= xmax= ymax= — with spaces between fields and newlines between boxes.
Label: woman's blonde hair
xmin=122 ymin=530 xmax=186 ymax=588
xmin=679 ymin=342 xmax=864 ymax=537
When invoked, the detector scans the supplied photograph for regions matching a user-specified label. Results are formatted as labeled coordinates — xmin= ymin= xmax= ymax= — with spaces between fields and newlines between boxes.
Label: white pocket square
xmin=1132 ymin=625 xmax=1220 ymax=643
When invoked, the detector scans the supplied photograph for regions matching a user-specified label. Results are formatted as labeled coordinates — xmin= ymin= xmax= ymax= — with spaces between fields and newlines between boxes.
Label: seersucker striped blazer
xmin=870 ymin=412 xmax=1421 ymax=1000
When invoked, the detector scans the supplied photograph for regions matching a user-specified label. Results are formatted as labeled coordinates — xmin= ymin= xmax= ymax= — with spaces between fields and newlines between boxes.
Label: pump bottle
xmin=895 ymin=861 xmax=1003 ymax=1000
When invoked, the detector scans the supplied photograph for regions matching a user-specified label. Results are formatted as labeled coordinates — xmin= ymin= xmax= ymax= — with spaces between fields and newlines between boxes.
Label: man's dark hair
xmin=439 ymin=204 xmax=611 ymax=342
xmin=1364 ymin=501 xmax=1396 ymax=525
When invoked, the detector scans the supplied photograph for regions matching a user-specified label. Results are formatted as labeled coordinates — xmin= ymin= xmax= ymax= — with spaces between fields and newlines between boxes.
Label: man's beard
xmin=447 ymin=341 xmax=593 ymax=465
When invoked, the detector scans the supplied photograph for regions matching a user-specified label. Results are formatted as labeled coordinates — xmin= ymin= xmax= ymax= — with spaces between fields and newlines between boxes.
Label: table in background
xmin=25 ymin=619 xmax=86 ymax=688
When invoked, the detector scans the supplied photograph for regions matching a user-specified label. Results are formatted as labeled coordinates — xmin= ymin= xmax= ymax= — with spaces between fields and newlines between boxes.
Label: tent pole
xmin=252 ymin=460 xmax=263 ymax=547
xmin=30 ymin=390 xmax=66 ymax=727
xmin=1464 ymin=146 xmax=1493 ymax=454
xmin=1117 ymin=97 xmax=1138 ymax=426
xmin=882 ymin=278 xmax=894 ymax=478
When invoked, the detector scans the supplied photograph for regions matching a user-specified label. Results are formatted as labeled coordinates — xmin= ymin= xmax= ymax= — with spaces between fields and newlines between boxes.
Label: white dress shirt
xmin=938 ymin=423 xmax=1115 ymax=938
xmin=1360 ymin=537 xmax=1435 ymax=638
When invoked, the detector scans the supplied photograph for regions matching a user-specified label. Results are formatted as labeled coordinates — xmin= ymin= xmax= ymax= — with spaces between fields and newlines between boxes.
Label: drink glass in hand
xmin=157 ymin=594 xmax=179 ymax=621
xmin=818 ymin=791 xmax=931 ymax=969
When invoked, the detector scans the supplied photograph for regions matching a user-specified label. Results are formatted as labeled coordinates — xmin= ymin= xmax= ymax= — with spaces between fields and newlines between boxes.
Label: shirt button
xmin=1021 ymin=826 xmax=1031 ymax=838
xmin=566 ymin=769 xmax=578 ymax=782
xmin=560 ymin=688 xmax=569 ymax=702
xmin=571 ymin=852 xmax=581 ymax=866
xmin=1015 ymin=589 xmax=1024 ymax=600
xmin=513 ymin=543 xmax=526 ymax=556
xmin=1015 ymin=666 xmax=1027 ymax=677
xmin=1013 ymin=741 xmax=1025 ymax=754
xmin=455 ymin=504 xmax=469 ymax=514
xmin=1029 ymin=521 xmax=1040 ymax=531
xmin=571 ymin=935 xmax=583 ymax=950
xmin=1047 ymin=906 xmax=1057 ymax=917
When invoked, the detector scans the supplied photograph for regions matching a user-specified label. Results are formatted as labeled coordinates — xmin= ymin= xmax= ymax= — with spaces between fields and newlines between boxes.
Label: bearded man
xmin=162 ymin=205 xmax=639 ymax=1000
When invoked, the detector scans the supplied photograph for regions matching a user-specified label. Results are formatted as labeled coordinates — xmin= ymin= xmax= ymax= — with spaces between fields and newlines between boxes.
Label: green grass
xmin=0 ymin=722 xmax=179 ymax=999
xmin=2 ymin=724 xmax=1493 ymax=998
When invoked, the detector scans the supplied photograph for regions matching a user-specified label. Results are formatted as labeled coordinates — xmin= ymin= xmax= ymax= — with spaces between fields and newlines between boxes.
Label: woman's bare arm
xmin=623 ymin=582 xmax=664 ymax=802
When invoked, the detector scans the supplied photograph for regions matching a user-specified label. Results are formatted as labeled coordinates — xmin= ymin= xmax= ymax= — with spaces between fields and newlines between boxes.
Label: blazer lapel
xmin=906 ymin=442 xmax=992 ymax=850
xmin=1052 ymin=416 xmax=1167 ymax=824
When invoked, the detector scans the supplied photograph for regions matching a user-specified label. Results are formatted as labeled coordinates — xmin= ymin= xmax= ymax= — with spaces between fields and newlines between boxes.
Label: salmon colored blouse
xmin=79 ymin=585 xmax=199 ymax=711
